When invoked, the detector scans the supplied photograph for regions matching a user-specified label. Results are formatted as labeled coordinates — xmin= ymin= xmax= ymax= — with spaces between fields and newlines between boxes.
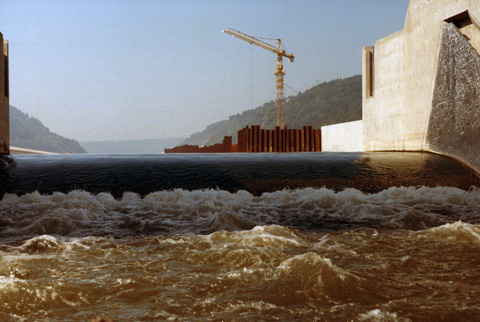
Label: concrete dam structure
xmin=169 ymin=0 xmax=480 ymax=174
xmin=322 ymin=0 xmax=480 ymax=173
xmin=2 ymin=0 xmax=480 ymax=175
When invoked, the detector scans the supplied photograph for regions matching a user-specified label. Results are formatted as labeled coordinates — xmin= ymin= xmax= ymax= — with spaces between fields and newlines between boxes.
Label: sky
xmin=1 ymin=0 xmax=410 ymax=142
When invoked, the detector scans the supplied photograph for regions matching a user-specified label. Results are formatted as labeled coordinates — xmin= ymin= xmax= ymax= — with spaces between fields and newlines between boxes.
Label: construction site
xmin=165 ymin=28 xmax=322 ymax=154
xmin=164 ymin=125 xmax=322 ymax=153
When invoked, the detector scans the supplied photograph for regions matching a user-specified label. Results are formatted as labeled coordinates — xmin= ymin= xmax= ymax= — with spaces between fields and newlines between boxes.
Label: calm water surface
xmin=1 ymin=152 xmax=480 ymax=321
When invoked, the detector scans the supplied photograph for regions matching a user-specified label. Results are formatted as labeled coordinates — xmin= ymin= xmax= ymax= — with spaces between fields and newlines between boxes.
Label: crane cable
xmin=250 ymin=44 xmax=253 ymax=108
xmin=254 ymin=36 xmax=279 ymax=41
xmin=284 ymin=83 xmax=299 ymax=95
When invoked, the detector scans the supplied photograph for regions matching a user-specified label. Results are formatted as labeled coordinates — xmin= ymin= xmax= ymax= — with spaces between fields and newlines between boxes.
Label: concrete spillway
xmin=1 ymin=152 xmax=479 ymax=198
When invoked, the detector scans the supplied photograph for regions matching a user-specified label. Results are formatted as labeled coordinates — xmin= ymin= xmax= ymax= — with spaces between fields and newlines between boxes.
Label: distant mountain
xmin=182 ymin=75 xmax=362 ymax=146
xmin=10 ymin=106 xmax=86 ymax=154
xmin=81 ymin=137 xmax=185 ymax=154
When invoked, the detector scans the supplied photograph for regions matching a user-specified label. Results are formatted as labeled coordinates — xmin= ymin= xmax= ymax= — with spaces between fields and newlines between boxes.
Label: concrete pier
xmin=0 ymin=33 xmax=8 ymax=155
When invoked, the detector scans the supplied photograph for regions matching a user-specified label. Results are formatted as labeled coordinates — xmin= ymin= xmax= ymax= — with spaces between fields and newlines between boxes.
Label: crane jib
xmin=222 ymin=28 xmax=294 ymax=61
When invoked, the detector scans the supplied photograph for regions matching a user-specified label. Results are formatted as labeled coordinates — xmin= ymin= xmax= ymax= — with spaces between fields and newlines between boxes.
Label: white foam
xmin=0 ymin=186 xmax=479 ymax=242
xmin=19 ymin=235 xmax=62 ymax=253
xmin=357 ymin=309 xmax=409 ymax=322
xmin=0 ymin=270 xmax=24 ymax=292
xmin=277 ymin=252 xmax=349 ymax=283
xmin=419 ymin=221 xmax=480 ymax=242
xmin=208 ymin=225 xmax=304 ymax=248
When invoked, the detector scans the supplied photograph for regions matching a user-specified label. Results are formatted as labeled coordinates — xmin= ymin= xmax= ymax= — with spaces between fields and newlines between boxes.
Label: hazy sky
xmin=1 ymin=0 xmax=409 ymax=141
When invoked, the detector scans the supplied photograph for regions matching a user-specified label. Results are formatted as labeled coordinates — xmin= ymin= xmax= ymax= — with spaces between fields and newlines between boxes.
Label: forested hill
xmin=183 ymin=75 xmax=362 ymax=146
xmin=10 ymin=106 xmax=86 ymax=154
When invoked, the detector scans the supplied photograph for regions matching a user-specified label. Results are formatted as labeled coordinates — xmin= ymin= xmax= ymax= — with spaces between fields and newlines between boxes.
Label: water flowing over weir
xmin=1 ymin=152 xmax=480 ymax=198
xmin=2 ymin=152 xmax=480 ymax=321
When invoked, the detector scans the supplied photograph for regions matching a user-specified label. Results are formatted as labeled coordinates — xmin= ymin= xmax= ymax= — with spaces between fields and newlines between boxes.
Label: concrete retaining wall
xmin=321 ymin=120 xmax=363 ymax=152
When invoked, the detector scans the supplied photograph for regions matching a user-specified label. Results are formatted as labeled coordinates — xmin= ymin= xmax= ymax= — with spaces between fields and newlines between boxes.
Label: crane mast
xmin=223 ymin=28 xmax=294 ymax=129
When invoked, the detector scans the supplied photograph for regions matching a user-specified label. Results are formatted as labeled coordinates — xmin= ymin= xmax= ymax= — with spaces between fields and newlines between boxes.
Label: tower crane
xmin=222 ymin=28 xmax=294 ymax=129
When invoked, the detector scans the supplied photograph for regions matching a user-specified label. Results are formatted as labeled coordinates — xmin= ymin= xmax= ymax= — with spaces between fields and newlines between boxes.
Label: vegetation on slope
xmin=183 ymin=75 xmax=362 ymax=146
xmin=10 ymin=106 xmax=86 ymax=153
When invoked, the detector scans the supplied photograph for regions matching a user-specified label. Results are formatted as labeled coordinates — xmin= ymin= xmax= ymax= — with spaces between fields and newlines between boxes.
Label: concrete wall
xmin=321 ymin=120 xmax=363 ymax=152
xmin=10 ymin=146 xmax=57 ymax=155
xmin=427 ymin=23 xmax=480 ymax=172
xmin=362 ymin=31 xmax=405 ymax=151
xmin=0 ymin=33 xmax=8 ymax=155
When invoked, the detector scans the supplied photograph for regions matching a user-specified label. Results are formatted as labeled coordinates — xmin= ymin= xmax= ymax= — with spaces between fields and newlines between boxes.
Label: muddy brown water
xmin=1 ymin=152 xmax=480 ymax=321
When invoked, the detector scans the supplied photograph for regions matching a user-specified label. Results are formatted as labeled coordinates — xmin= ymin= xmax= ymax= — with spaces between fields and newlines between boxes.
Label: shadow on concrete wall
xmin=427 ymin=23 xmax=480 ymax=172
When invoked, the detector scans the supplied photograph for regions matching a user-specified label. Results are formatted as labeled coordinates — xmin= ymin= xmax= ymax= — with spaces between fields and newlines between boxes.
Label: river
xmin=1 ymin=152 xmax=480 ymax=321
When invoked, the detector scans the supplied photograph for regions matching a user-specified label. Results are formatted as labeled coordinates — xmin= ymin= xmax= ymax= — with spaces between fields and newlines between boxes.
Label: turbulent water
xmin=1 ymin=153 xmax=480 ymax=321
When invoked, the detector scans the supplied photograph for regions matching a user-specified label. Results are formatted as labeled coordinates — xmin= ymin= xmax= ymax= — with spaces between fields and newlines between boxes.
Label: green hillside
xmin=183 ymin=75 xmax=362 ymax=146
xmin=10 ymin=106 xmax=86 ymax=154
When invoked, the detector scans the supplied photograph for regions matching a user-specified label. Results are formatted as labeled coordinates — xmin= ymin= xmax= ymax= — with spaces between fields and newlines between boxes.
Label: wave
xmin=1 ymin=218 xmax=480 ymax=321
xmin=0 ymin=186 xmax=480 ymax=243
xmin=417 ymin=221 xmax=480 ymax=242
